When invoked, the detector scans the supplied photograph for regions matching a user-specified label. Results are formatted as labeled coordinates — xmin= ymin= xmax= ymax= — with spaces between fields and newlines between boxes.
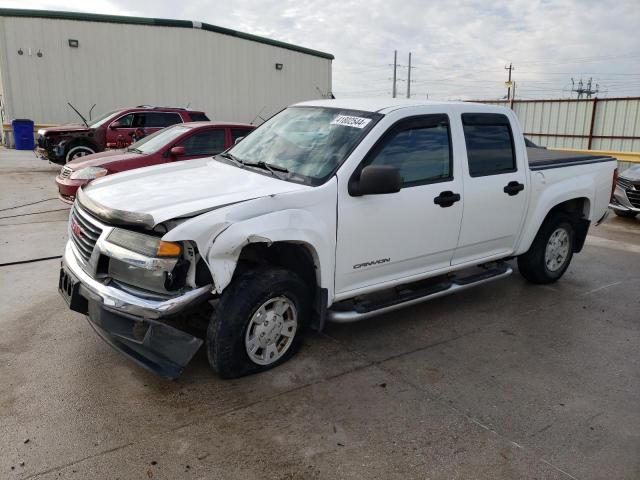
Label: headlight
xmin=107 ymin=228 xmax=182 ymax=258
xmin=70 ymin=167 xmax=108 ymax=180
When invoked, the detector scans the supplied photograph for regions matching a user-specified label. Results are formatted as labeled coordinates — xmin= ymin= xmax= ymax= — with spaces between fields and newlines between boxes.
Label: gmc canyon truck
xmin=58 ymin=99 xmax=617 ymax=379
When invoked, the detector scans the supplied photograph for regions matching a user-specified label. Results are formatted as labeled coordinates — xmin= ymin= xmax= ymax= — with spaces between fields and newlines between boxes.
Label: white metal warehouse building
xmin=0 ymin=8 xmax=333 ymax=131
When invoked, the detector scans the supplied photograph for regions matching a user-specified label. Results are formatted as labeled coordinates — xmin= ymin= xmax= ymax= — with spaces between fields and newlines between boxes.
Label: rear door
xmin=452 ymin=113 xmax=527 ymax=265
xmin=137 ymin=112 xmax=183 ymax=137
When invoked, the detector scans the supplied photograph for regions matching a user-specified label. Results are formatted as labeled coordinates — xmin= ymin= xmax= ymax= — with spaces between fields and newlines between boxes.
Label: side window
xmin=178 ymin=129 xmax=226 ymax=156
xmin=134 ymin=112 xmax=183 ymax=128
xmin=231 ymin=128 xmax=251 ymax=144
xmin=189 ymin=112 xmax=210 ymax=122
xmin=367 ymin=115 xmax=451 ymax=187
xmin=115 ymin=114 xmax=134 ymax=127
xmin=462 ymin=113 xmax=516 ymax=177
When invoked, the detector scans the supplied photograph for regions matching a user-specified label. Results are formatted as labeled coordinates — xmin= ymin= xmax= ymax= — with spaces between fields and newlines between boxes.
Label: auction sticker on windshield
xmin=331 ymin=115 xmax=372 ymax=129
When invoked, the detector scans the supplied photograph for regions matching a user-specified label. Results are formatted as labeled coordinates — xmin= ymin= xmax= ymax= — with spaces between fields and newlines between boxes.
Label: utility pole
xmin=510 ymin=82 xmax=516 ymax=109
xmin=406 ymin=52 xmax=412 ymax=98
xmin=571 ymin=77 xmax=599 ymax=99
xmin=505 ymin=63 xmax=514 ymax=100
xmin=392 ymin=50 xmax=397 ymax=98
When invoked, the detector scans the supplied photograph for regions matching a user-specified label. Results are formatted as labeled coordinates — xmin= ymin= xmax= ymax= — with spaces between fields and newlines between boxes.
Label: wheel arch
xmin=520 ymin=196 xmax=592 ymax=255
xmin=178 ymin=208 xmax=334 ymax=330
xmin=65 ymin=139 xmax=98 ymax=157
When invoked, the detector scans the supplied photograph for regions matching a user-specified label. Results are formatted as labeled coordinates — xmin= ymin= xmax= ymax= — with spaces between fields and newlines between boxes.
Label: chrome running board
xmin=328 ymin=263 xmax=513 ymax=323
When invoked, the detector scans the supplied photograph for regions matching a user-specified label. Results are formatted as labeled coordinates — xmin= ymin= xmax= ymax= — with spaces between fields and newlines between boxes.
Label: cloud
xmin=7 ymin=0 xmax=640 ymax=99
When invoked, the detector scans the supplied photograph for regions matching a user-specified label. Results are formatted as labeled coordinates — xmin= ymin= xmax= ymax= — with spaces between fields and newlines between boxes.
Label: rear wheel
xmin=65 ymin=144 xmax=96 ymax=163
xmin=613 ymin=209 xmax=638 ymax=218
xmin=206 ymin=268 xmax=310 ymax=379
xmin=518 ymin=213 xmax=575 ymax=284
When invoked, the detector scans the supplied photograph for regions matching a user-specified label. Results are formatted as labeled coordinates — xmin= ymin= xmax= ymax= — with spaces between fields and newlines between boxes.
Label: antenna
xmin=250 ymin=106 xmax=267 ymax=125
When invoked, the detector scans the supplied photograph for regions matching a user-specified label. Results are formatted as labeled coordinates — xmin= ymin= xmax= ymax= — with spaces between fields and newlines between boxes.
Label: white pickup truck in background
xmin=58 ymin=99 xmax=617 ymax=379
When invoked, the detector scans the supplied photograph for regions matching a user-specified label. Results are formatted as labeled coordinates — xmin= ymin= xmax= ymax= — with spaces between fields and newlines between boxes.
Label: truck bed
xmin=527 ymin=147 xmax=615 ymax=171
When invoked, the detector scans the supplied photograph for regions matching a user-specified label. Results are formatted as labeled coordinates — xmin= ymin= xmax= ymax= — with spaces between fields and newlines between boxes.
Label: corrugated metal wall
xmin=0 ymin=16 xmax=332 ymax=125
xmin=476 ymin=98 xmax=640 ymax=152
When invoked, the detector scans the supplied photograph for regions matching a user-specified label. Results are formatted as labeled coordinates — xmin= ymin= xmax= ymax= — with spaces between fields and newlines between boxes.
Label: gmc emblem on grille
xmin=71 ymin=219 xmax=83 ymax=238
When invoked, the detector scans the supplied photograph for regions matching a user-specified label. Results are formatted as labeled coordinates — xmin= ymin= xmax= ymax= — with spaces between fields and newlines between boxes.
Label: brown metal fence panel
xmin=472 ymin=97 xmax=640 ymax=152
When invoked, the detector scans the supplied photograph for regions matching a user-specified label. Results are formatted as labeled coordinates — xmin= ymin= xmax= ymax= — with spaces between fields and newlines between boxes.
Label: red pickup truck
xmin=37 ymin=106 xmax=209 ymax=164
xmin=56 ymin=121 xmax=254 ymax=203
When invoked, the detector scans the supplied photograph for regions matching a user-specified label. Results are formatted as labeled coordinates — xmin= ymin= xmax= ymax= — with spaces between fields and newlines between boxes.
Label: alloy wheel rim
xmin=544 ymin=227 xmax=570 ymax=272
xmin=245 ymin=296 xmax=297 ymax=366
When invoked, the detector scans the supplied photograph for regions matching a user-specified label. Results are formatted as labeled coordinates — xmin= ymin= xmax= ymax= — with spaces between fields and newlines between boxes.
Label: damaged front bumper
xmin=60 ymin=241 xmax=212 ymax=378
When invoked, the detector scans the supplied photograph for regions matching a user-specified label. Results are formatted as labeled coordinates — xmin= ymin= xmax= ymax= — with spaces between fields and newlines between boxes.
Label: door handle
xmin=434 ymin=191 xmax=461 ymax=208
xmin=503 ymin=181 xmax=525 ymax=196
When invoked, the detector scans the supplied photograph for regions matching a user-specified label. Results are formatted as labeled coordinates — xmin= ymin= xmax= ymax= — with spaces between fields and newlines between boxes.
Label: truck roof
xmin=294 ymin=98 xmax=504 ymax=114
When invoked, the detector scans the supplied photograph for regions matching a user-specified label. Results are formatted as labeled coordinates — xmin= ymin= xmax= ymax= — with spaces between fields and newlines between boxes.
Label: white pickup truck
xmin=59 ymin=99 xmax=617 ymax=379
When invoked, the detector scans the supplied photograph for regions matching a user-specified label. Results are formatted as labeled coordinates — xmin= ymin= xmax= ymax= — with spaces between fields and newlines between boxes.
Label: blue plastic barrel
xmin=12 ymin=119 xmax=35 ymax=150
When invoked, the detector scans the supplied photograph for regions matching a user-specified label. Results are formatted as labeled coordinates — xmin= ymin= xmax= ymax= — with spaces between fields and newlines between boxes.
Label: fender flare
xmin=516 ymin=176 xmax=594 ymax=255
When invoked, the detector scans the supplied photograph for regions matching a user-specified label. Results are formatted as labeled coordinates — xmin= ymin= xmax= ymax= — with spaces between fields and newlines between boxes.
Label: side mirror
xmin=349 ymin=165 xmax=402 ymax=196
xmin=170 ymin=146 xmax=186 ymax=157
xmin=109 ymin=121 xmax=122 ymax=130
xmin=234 ymin=136 xmax=245 ymax=145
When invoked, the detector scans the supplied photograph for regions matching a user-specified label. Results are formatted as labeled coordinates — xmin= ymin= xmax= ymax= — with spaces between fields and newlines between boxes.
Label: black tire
xmin=613 ymin=209 xmax=638 ymax=218
xmin=206 ymin=268 xmax=310 ymax=379
xmin=517 ymin=213 xmax=575 ymax=284
xmin=65 ymin=144 xmax=96 ymax=163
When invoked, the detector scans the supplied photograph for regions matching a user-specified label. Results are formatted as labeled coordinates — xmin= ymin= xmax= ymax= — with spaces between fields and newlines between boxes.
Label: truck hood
xmin=621 ymin=165 xmax=640 ymax=182
xmin=82 ymin=158 xmax=310 ymax=226
xmin=66 ymin=149 xmax=137 ymax=170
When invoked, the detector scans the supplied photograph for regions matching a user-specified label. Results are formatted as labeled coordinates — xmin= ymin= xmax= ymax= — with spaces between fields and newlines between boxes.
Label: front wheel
xmin=206 ymin=268 xmax=310 ymax=379
xmin=65 ymin=144 xmax=96 ymax=163
xmin=517 ymin=213 xmax=575 ymax=284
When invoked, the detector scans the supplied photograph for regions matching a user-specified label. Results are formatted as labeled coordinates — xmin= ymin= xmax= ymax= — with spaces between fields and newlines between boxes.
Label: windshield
xmin=89 ymin=110 xmax=120 ymax=128
xmin=226 ymin=106 xmax=382 ymax=184
xmin=128 ymin=125 xmax=191 ymax=154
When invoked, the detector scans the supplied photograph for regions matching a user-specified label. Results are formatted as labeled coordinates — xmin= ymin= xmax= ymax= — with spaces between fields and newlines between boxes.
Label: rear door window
xmin=189 ymin=112 xmax=210 ymax=121
xmin=462 ymin=113 xmax=516 ymax=177
xmin=134 ymin=112 xmax=183 ymax=128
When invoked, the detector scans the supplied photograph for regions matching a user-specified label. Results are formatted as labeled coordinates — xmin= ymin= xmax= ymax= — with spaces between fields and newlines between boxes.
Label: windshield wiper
xmin=219 ymin=151 xmax=244 ymax=166
xmin=219 ymin=153 xmax=288 ymax=178
xmin=243 ymin=160 xmax=289 ymax=176
xmin=127 ymin=147 xmax=143 ymax=154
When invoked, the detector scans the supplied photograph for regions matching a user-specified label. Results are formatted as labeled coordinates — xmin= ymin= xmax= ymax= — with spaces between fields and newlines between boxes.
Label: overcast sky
xmin=5 ymin=0 xmax=640 ymax=100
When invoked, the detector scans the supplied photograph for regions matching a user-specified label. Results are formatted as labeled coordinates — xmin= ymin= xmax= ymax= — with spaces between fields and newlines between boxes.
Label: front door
xmin=335 ymin=114 xmax=464 ymax=295
xmin=452 ymin=113 xmax=527 ymax=265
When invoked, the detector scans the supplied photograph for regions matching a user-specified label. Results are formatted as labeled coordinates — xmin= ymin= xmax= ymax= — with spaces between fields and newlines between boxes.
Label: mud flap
xmin=87 ymin=301 xmax=203 ymax=379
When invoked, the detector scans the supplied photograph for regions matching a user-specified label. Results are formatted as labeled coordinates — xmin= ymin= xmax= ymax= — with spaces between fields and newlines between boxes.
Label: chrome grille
xmin=69 ymin=206 xmax=103 ymax=263
xmin=60 ymin=165 xmax=73 ymax=179
xmin=626 ymin=189 xmax=640 ymax=208
xmin=617 ymin=177 xmax=634 ymax=190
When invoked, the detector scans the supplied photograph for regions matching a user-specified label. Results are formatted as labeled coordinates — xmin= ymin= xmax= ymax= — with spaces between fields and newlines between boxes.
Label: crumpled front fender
xmin=162 ymin=182 xmax=338 ymax=301
xmin=205 ymin=208 xmax=331 ymax=295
